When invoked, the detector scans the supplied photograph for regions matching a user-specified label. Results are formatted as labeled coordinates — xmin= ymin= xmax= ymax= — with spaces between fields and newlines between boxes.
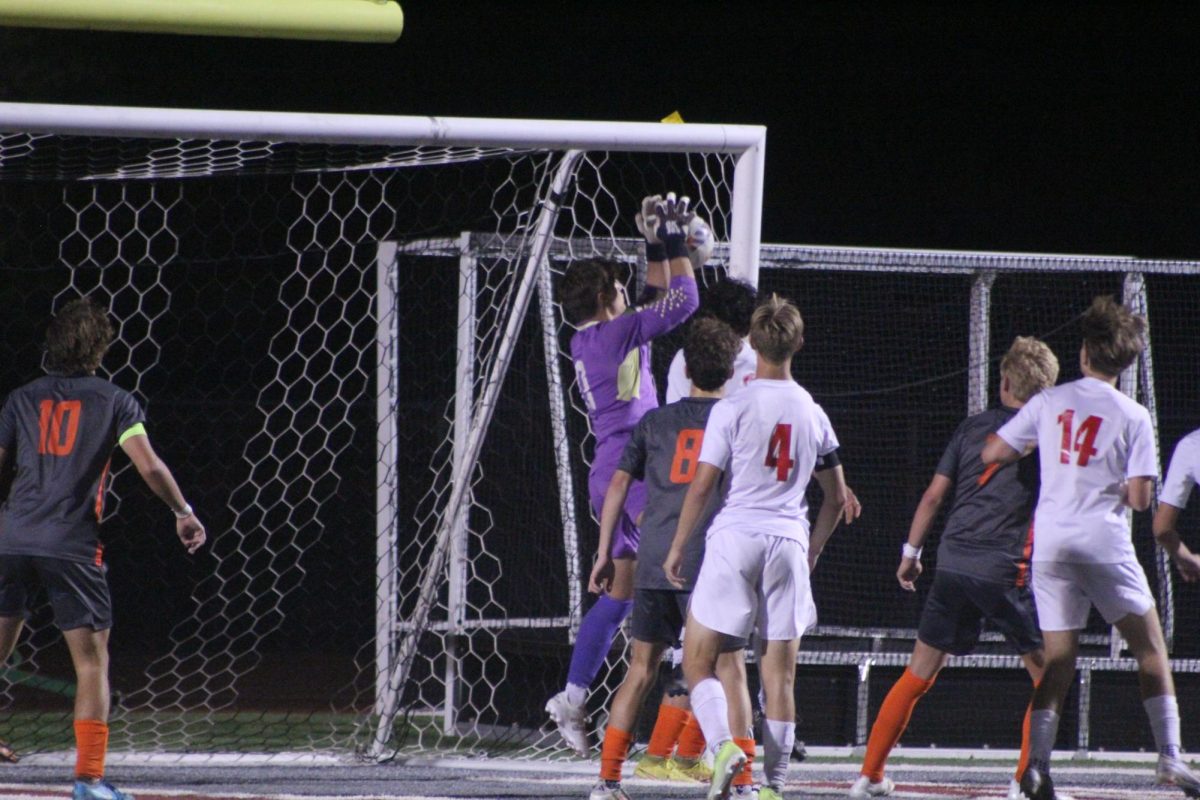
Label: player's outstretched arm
xmin=664 ymin=462 xmax=721 ymax=588
xmin=121 ymin=433 xmax=206 ymax=554
xmin=1154 ymin=502 xmax=1200 ymax=582
xmin=635 ymin=194 xmax=669 ymax=299
xmin=896 ymin=474 xmax=952 ymax=591
xmin=810 ymin=465 xmax=852 ymax=571
xmin=590 ymin=469 xmax=633 ymax=594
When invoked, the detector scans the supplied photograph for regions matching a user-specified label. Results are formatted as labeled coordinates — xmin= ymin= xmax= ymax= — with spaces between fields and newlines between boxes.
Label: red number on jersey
xmin=1057 ymin=409 xmax=1103 ymax=467
xmin=669 ymin=428 xmax=704 ymax=484
xmin=38 ymin=399 xmax=82 ymax=456
xmin=764 ymin=423 xmax=795 ymax=481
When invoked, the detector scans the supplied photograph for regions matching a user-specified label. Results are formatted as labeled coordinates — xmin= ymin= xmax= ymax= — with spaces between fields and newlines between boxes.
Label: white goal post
xmin=0 ymin=102 xmax=765 ymax=760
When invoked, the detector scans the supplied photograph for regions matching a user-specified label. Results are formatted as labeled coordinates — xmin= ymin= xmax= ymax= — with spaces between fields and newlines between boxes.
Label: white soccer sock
xmin=1028 ymin=709 xmax=1060 ymax=770
xmin=1144 ymin=694 xmax=1182 ymax=759
xmin=565 ymin=683 xmax=588 ymax=707
xmin=690 ymin=677 xmax=732 ymax=749
xmin=763 ymin=718 xmax=795 ymax=790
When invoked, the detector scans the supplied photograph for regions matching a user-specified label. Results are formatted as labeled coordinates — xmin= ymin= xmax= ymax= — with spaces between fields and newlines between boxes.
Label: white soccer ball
xmin=687 ymin=214 xmax=714 ymax=268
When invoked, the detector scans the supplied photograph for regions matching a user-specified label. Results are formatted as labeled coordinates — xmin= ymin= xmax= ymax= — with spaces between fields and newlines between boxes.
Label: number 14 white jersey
xmin=996 ymin=376 xmax=1158 ymax=564
xmin=698 ymin=378 xmax=839 ymax=544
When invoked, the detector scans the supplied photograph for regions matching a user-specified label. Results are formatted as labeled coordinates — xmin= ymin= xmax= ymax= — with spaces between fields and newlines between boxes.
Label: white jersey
xmin=996 ymin=376 xmax=1158 ymax=564
xmin=665 ymin=339 xmax=757 ymax=403
xmin=1161 ymin=428 xmax=1200 ymax=510
xmin=699 ymin=378 xmax=839 ymax=544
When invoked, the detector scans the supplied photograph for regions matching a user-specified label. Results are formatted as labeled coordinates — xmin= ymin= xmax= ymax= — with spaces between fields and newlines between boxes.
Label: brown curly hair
xmin=1081 ymin=295 xmax=1145 ymax=377
xmin=45 ymin=297 xmax=114 ymax=374
xmin=684 ymin=318 xmax=742 ymax=391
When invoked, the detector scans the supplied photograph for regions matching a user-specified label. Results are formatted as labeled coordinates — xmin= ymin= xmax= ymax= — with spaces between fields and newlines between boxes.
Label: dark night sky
xmin=1 ymin=2 xmax=1198 ymax=257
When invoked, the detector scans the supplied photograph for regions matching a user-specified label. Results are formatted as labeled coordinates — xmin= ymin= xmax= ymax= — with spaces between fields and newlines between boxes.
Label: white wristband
xmin=901 ymin=542 xmax=922 ymax=560
xmin=174 ymin=503 xmax=193 ymax=520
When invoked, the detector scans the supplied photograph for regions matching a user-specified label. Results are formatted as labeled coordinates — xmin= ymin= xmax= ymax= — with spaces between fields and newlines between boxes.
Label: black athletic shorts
xmin=917 ymin=569 xmax=1041 ymax=656
xmin=0 ymin=555 xmax=113 ymax=631
xmin=631 ymin=588 xmax=746 ymax=651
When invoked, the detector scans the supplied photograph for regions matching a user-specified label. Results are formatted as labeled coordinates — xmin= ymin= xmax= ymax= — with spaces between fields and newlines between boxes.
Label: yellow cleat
xmin=633 ymin=755 xmax=676 ymax=780
xmin=670 ymin=755 xmax=715 ymax=782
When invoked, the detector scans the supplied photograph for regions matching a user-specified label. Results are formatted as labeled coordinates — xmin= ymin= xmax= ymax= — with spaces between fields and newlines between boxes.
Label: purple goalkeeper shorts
xmin=589 ymin=445 xmax=646 ymax=560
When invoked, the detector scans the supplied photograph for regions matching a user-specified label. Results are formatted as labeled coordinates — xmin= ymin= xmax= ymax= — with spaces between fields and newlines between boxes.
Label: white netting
xmin=0 ymin=117 xmax=748 ymax=759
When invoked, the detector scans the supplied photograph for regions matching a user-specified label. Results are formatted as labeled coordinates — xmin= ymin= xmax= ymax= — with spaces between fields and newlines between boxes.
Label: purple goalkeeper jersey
xmin=570 ymin=275 xmax=699 ymax=458
xmin=571 ymin=275 xmax=698 ymax=558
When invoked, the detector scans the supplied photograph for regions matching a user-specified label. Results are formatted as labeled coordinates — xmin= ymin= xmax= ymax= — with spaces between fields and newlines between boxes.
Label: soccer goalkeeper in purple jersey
xmin=545 ymin=193 xmax=702 ymax=756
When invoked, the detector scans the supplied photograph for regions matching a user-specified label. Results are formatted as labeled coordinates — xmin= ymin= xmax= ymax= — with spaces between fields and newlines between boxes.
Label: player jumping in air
xmin=589 ymin=318 xmax=750 ymax=800
xmin=666 ymin=295 xmax=858 ymax=800
xmin=546 ymin=193 xmax=701 ymax=756
xmin=983 ymin=296 xmax=1200 ymax=800
xmin=850 ymin=336 xmax=1059 ymax=800
xmin=0 ymin=298 xmax=206 ymax=800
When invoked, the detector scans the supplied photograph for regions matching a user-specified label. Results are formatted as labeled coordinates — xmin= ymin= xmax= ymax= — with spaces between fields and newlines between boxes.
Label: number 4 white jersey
xmin=996 ymin=376 xmax=1158 ymax=564
xmin=698 ymin=378 xmax=839 ymax=544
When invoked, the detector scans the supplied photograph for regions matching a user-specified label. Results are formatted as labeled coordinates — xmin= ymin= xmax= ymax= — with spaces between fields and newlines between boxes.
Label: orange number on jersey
xmin=1057 ymin=409 xmax=1102 ymax=466
xmin=669 ymin=428 xmax=704 ymax=484
xmin=38 ymin=399 xmax=82 ymax=456
xmin=764 ymin=423 xmax=795 ymax=481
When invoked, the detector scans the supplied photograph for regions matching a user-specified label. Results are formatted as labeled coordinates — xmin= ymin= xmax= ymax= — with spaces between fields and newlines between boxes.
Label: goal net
xmin=3 ymin=103 xmax=1199 ymax=763
xmin=0 ymin=103 xmax=764 ymax=760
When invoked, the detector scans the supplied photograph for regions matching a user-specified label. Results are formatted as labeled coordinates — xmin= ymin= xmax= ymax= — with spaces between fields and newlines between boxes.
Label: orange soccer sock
xmin=675 ymin=713 xmax=707 ymax=761
xmin=646 ymin=703 xmax=689 ymax=759
xmin=733 ymin=736 xmax=756 ymax=787
xmin=861 ymin=668 xmax=936 ymax=783
xmin=74 ymin=719 xmax=109 ymax=781
xmin=599 ymin=725 xmax=633 ymax=783
xmin=1015 ymin=684 xmax=1038 ymax=780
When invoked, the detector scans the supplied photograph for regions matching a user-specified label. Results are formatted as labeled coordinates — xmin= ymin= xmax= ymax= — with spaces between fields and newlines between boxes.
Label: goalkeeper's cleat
xmin=669 ymin=755 xmax=714 ymax=782
xmin=848 ymin=775 xmax=895 ymax=798
xmin=1018 ymin=764 xmax=1055 ymax=800
xmin=758 ymin=786 xmax=784 ymax=800
xmin=732 ymin=785 xmax=760 ymax=798
xmin=1157 ymin=755 xmax=1200 ymax=798
xmin=73 ymin=779 xmax=135 ymax=800
xmin=588 ymin=779 xmax=631 ymax=800
xmin=545 ymin=690 xmax=590 ymax=757
xmin=0 ymin=739 xmax=17 ymax=763
xmin=633 ymin=754 xmax=674 ymax=780
xmin=707 ymin=740 xmax=747 ymax=800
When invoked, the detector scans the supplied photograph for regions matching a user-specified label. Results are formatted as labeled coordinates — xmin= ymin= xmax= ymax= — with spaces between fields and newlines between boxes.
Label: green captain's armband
xmin=118 ymin=422 xmax=147 ymax=446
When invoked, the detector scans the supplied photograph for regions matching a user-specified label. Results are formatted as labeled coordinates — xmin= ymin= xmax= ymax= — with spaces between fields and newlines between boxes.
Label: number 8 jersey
xmin=0 ymin=374 xmax=146 ymax=565
xmin=698 ymin=378 xmax=839 ymax=545
xmin=996 ymin=376 xmax=1158 ymax=563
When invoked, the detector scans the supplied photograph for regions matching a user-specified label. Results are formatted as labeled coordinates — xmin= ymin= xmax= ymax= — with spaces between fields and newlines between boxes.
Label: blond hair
xmin=749 ymin=294 xmax=804 ymax=364
xmin=1081 ymin=295 xmax=1145 ymax=376
xmin=1000 ymin=336 xmax=1059 ymax=401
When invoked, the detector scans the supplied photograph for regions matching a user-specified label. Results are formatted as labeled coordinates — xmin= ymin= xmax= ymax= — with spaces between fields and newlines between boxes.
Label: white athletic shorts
xmin=1032 ymin=560 xmax=1155 ymax=631
xmin=689 ymin=527 xmax=817 ymax=641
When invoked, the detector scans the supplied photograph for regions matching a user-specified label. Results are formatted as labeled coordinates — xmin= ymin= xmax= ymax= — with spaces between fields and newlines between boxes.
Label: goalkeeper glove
xmin=635 ymin=194 xmax=666 ymax=261
xmin=654 ymin=192 xmax=693 ymax=260
xmin=686 ymin=213 xmax=713 ymax=269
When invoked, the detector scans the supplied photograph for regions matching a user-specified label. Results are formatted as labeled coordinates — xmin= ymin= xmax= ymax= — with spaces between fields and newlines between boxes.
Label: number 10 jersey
xmin=0 ymin=374 xmax=145 ymax=564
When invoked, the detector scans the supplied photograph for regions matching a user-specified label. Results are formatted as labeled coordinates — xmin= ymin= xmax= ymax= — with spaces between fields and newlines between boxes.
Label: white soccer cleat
xmin=545 ymin=690 xmax=590 ymax=757
xmin=1006 ymin=778 xmax=1022 ymax=800
xmin=589 ymin=779 xmax=631 ymax=800
xmin=848 ymin=775 xmax=894 ymax=798
xmin=1158 ymin=755 xmax=1200 ymax=798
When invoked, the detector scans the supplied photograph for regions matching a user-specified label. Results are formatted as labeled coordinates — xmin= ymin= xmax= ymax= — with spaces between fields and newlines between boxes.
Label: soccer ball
xmin=687 ymin=214 xmax=714 ymax=268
